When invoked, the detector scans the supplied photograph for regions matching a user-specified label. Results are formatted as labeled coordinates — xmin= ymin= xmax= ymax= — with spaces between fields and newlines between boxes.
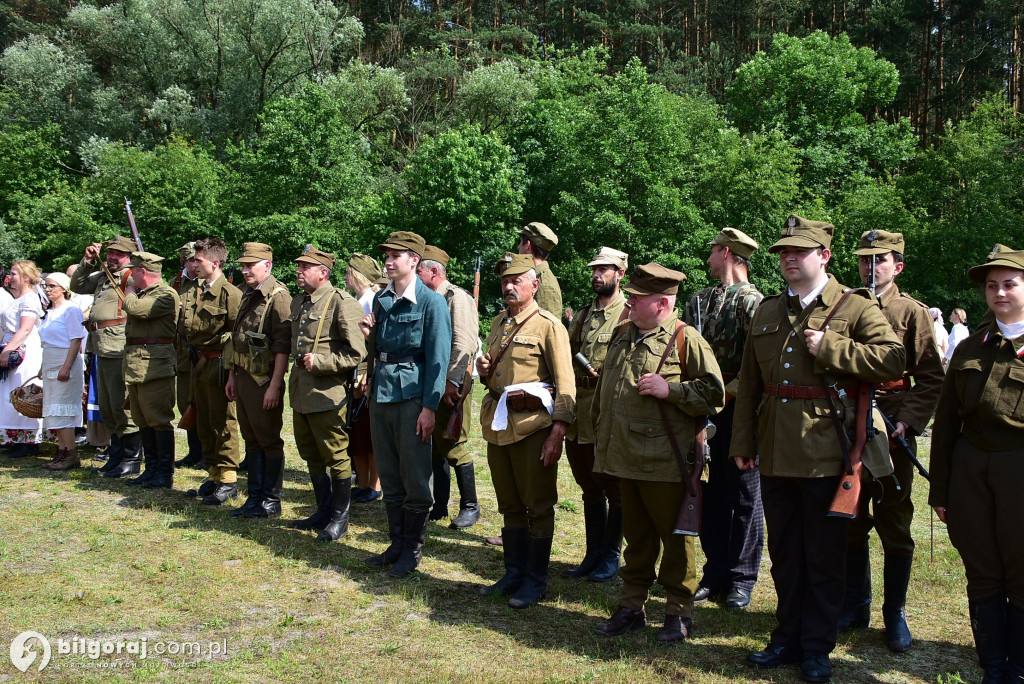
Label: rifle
xmin=573 ymin=352 xmax=599 ymax=377
xmin=881 ymin=412 xmax=931 ymax=480
xmin=672 ymin=416 xmax=708 ymax=536
xmin=123 ymin=198 xmax=144 ymax=252
xmin=345 ymin=365 xmax=367 ymax=430
xmin=443 ymin=366 xmax=473 ymax=441
xmin=472 ymin=255 xmax=482 ymax=306
xmin=828 ymin=381 xmax=874 ymax=518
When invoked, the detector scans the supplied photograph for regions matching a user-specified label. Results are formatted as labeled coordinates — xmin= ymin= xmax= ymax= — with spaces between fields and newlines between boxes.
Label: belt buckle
xmin=380 ymin=352 xmax=391 ymax=362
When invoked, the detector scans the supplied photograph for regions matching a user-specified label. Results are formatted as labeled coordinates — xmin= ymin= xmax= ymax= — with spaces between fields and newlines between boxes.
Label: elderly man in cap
xmin=225 ymin=243 xmax=292 ymax=518
xmin=684 ymin=227 xmax=765 ymax=610
xmin=838 ymin=230 xmax=944 ymax=652
xmin=733 ymin=215 xmax=905 ymax=681
xmin=289 ymin=245 xmax=366 ymax=541
xmin=121 ymin=252 xmax=180 ymax=488
xmin=563 ymin=246 xmax=629 ymax=583
xmin=476 ymin=252 xmax=575 ymax=608
xmin=517 ymin=222 xmax=562 ymax=318
xmin=71 ymin=235 xmax=143 ymax=478
xmin=172 ymin=241 xmax=204 ymax=469
xmin=592 ymin=263 xmax=725 ymax=642
xmin=361 ymin=231 xmax=451 ymax=577
xmin=416 ymin=245 xmax=482 ymax=529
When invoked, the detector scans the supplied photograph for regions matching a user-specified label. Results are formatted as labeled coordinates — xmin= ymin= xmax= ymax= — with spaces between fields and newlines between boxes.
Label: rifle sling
xmin=652 ymin=321 xmax=695 ymax=496
xmin=487 ymin=308 xmax=541 ymax=373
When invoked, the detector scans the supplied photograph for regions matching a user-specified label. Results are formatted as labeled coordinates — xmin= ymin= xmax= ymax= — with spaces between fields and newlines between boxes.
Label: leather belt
xmin=763 ymin=382 xmax=856 ymax=400
xmin=197 ymin=350 xmax=223 ymax=359
xmin=84 ymin=317 xmax=127 ymax=331
xmin=376 ymin=352 xmax=425 ymax=364
xmin=876 ymin=378 xmax=911 ymax=392
xmin=126 ymin=337 xmax=174 ymax=345
xmin=575 ymin=375 xmax=600 ymax=389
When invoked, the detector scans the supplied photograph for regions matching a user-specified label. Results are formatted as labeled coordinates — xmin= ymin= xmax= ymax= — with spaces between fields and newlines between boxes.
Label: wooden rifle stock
xmin=443 ymin=368 xmax=474 ymax=441
xmin=828 ymin=382 xmax=872 ymax=518
xmin=177 ymin=401 xmax=197 ymax=430
xmin=673 ymin=418 xmax=707 ymax=536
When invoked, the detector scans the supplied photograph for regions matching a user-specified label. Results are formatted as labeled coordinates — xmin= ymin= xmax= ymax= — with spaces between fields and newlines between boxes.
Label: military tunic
xmin=431 ymin=280 xmax=479 ymax=467
xmin=534 ymin=260 xmax=563 ymax=318
xmin=173 ymin=271 xmax=199 ymax=413
xmin=123 ymin=281 xmax=179 ymax=431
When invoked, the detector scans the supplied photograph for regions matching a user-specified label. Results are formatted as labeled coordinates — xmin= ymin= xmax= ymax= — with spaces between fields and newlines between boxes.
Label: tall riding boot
xmin=1007 ymin=602 xmax=1024 ymax=679
xmin=292 ymin=469 xmax=332 ymax=530
xmin=588 ymin=504 xmax=623 ymax=582
xmin=317 ymin=476 xmax=352 ymax=542
xmin=389 ymin=510 xmax=430 ymax=578
xmin=838 ymin=544 xmax=872 ymax=631
xmin=882 ymin=554 xmax=914 ymax=652
xmin=970 ymin=593 xmax=1009 ymax=683
xmin=143 ymin=430 xmax=175 ymax=489
xmin=176 ymin=428 xmax=203 ymax=467
xmin=126 ymin=429 xmax=159 ymax=486
xmin=429 ymin=458 xmax=451 ymax=521
xmin=94 ymin=434 xmax=123 ymax=475
xmin=106 ymin=432 xmax=142 ymax=478
xmin=450 ymin=463 xmax=481 ymax=529
xmin=252 ymin=453 xmax=284 ymax=518
xmin=366 ymin=504 xmax=404 ymax=567
xmin=232 ymin=451 xmax=265 ymax=517
xmin=563 ymin=499 xmax=606 ymax=578
xmin=509 ymin=535 xmax=554 ymax=609
xmin=480 ymin=527 xmax=529 ymax=597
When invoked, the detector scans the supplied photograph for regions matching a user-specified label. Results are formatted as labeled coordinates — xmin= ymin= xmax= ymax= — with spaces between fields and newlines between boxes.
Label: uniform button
xmin=782 ymin=380 xmax=789 ymax=385
xmin=496 ymin=372 xmax=501 ymax=377
xmin=782 ymin=398 xmax=788 ymax=403
xmin=786 ymin=347 xmax=793 ymax=352
xmin=784 ymin=363 xmax=790 ymax=368
xmin=762 ymin=326 xmax=767 ymax=331
xmin=613 ymin=394 xmax=618 ymax=399
xmin=790 ymin=332 xmax=795 ymax=338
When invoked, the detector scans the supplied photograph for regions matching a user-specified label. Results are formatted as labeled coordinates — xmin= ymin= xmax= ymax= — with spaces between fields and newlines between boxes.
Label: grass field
xmin=0 ymin=387 xmax=980 ymax=683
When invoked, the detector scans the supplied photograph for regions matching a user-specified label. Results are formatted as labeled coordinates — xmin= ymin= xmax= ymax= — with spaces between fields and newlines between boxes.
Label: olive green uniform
xmin=431 ymin=280 xmax=478 ymax=467
xmin=534 ymin=261 xmax=563 ymax=318
xmin=123 ymin=282 xmax=180 ymax=430
xmin=173 ymin=271 xmax=199 ymax=413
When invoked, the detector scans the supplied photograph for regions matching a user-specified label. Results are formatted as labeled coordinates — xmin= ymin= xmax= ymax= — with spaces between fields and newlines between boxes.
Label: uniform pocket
xmin=751 ymin=319 xmax=783 ymax=364
xmin=627 ymin=420 xmax=668 ymax=474
xmin=392 ymin=312 xmax=423 ymax=348
xmin=510 ymin=334 xmax=540 ymax=362
xmin=999 ymin=363 xmax=1024 ymax=420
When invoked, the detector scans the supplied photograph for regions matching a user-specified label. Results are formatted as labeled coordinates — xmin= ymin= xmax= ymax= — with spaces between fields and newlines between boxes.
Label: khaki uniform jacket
xmin=437 ymin=280 xmax=479 ymax=385
xmin=874 ymin=284 xmax=944 ymax=435
xmin=122 ymin=281 xmax=179 ymax=385
xmin=566 ymin=292 xmax=627 ymax=443
xmin=732 ymin=275 xmax=906 ymax=478
xmin=70 ymin=258 xmax=132 ymax=357
xmin=480 ymin=300 xmax=576 ymax=446
xmin=232 ymin=275 xmax=292 ymax=386
xmin=593 ymin=317 xmax=725 ymax=482
xmin=174 ymin=271 xmax=199 ymax=371
xmin=288 ymin=282 xmax=367 ymax=414
xmin=929 ymin=324 xmax=1024 ymax=507
xmin=181 ymin=275 xmax=241 ymax=351
xmin=534 ymin=261 xmax=563 ymax=317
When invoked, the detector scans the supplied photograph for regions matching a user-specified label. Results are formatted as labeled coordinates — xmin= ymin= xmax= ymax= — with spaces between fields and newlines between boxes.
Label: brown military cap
xmin=769 ymin=214 xmax=835 ymax=253
xmin=587 ymin=246 xmax=628 ymax=270
xmin=623 ymin=262 xmax=686 ymax=296
xmin=708 ymin=227 xmax=758 ymax=259
xmin=374 ymin=276 xmax=391 ymax=288
xmin=968 ymin=244 xmax=1024 ymax=282
xmin=294 ymin=244 xmax=336 ymax=270
xmin=378 ymin=231 xmax=426 ymax=257
xmin=176 ymin=241 xmax=196 ymax=260
xmin=519 ymin=222 xmax=558 ymax=252
xmin=237 ymin=242 xmax=273 ymax=264
xmin=106 ymin=235 xmax=137 ymax=254
xmin=855 ymin=230 xmax=905 ymax=256
xmin=348 ymin=253 xmax=382 ymax=281
xmin=130 ymin=251 xmax=164 ymax=273
xmin=494 ymin=252 xmax=535 ymax=278
xmin=421 ymin=245 xmax=450 ymax=269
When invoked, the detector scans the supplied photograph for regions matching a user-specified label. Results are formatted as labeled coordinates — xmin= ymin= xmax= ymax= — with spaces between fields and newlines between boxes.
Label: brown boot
xmin=43 ymin=448 xmax=66 ymax=470
xmin=50 ymin=449 xmax=80 ymax=471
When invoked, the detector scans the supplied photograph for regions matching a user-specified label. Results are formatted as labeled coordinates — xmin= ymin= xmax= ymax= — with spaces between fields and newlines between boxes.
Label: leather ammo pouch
xmin=245 ymin=330 xmax=271 ymax=376
xmin=506 ymin=387 xmax=554 ymax=412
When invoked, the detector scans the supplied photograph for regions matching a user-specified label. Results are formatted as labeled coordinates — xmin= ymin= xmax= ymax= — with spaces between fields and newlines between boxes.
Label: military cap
xmin=106 ymin=235 xmax=137 ymax=254
xmin=237 ymin=242 xmax=273 ymax=264
xmin=708 ymin=227 xmax=758 ymax=259
xmin=519 ymin=222 xmax=558 ymax=252
xmin=769 ymin=214 xmax=835 ymax=253
xmin=968 ymin=244 xmax=1024 ymax=282
xmin=623 ymin=262 xmax=686 ymax=296
xmin=421 ymin=245 xmax=450 ymax=269
xmin=587 ymin=246 xmax=628 ymax=270
xmin=176 ymin=241 xmax=197 ymax=260
xmin=374 ymin=276 xmax=391 ymax=288
xmin=130 ymin=251 xmax=164 ymax=273
xmin=294 ymin=244 xmax=336 ymax=270
xmin=44 ymin=272 xmax=72 ymax=294
xmin=378 ymin=231 xmax=425 ymax=257
xmin=495 ymin=252 xmax=535 ymax=278
xmin=855 ymin=230 xmax=905 ymax=256
xmin=348 ymin=253 xmax=382 ymax=282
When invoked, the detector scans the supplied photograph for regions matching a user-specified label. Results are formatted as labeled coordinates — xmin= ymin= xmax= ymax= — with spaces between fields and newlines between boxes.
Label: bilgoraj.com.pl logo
xmin=10 ymin=631 xmax=52 ymax=672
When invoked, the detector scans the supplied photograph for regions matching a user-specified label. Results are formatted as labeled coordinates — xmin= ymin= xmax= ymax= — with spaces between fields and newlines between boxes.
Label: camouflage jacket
xmin=684 ymin=282 xmax=763 ymax=388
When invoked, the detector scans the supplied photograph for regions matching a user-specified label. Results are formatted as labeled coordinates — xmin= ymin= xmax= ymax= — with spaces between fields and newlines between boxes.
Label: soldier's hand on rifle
xmin=637 ymin=372 xmax=669 ymax=399
xmin=358 ymin=312 xmax=376 ymax=339
xmin=804 ymin=328 xmax=825 ymax=356
xmin=415 ymin=407 xmax=435 ymax=442
xmin=85 ymin=242 xmax=103 ymax=262
xmin=476 ymin=353 xmax=492 ymax=378
xmin=443 ymin=380 xmax=461 ymax=407
xmin=733 ymin=456 xmax=757 ymax=471
xmin=891 ymin=420 xmax=908 ymax=439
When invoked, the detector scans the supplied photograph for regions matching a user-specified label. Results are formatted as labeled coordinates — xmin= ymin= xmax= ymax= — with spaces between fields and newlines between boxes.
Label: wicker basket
xmin=10 ymin=377 xmax=43 ymax=419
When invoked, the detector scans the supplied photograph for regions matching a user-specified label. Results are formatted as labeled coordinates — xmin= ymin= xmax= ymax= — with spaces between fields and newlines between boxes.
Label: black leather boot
xmin=563 ymin=499 xmax=606 ymax=578
xmin=389 ymin=509 xmax=430 ymax=578
xmin=231 ymin=450 xmax=265 ymax=517
xmin=175 ymin=428 xmax=203 ymax=467
xmin=143 ymin=430 xmax=175 ymax=489
xmin=252 ymin=453 xmax=284 ymax=518
xmin=317 ymin=476 xmax=352 ymax=542
xmin=125 ymin=429 xmax=158 ymax=486
xmin=366 ymin=504 xmax=405 ymax=568
xmin=450 ymin=463 xmax=480 ymax=529
xmin=882 ymin=554 xmax=914 ymax=652
xmin=429 ymin=458 xmax=451 ymax=521
xmin=93 ymin=434 xmax=123 ymax=475
xmin=838 ymin=544 xmax=872 ymax=631
xmin=106 ymin=432 xmax=142 ymax=478
xmin=1007 ymin=601 xmax=1024 ymax=679
xmin=480 ymin=527 xmax=529 ymax=597
xmin=970 ymin=592 xmax=1009 ymax=683
xmin=292 ymin=470 xmax=332 ymax=530
xmin=509 ymin=534 xmax=553 ymax=609
xmin=588 ymin=504 xmax=623 ymax=582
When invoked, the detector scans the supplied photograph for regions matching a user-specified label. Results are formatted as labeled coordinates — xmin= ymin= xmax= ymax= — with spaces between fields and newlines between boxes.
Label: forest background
xmin=1 ymin=0 xmax=1023 ymax=326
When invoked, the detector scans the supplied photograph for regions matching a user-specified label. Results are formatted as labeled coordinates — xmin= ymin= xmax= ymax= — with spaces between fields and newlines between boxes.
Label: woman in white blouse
xmin=38 ymin=272 xmax=86 ymax=470
xmin=0 ymin=260 xmax=46 ymax=458
xmin=944 ymin=307 xmax=970 ymax=367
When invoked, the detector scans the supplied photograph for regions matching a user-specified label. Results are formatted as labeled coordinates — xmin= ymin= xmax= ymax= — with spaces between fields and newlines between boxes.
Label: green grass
xmin=0 ymin=389 xmax=978 ymax=682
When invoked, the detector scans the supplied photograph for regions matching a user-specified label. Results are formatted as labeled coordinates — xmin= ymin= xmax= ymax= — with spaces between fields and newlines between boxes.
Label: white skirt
xmin=42 ymin=346 xmax=84 ymax=430
xmin=0 ymin=335 xmax=44 ymax=437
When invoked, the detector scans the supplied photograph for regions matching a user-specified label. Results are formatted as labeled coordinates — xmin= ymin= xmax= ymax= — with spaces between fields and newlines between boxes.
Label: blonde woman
xmin=0 ymin=260 xmax=46 ymax=458
xmin=38 ymin=272 xmax=86 ymax=470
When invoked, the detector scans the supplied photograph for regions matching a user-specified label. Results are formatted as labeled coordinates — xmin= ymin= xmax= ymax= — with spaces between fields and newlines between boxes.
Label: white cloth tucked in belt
xmin=490 ymin=382 xmax=554 ymax=431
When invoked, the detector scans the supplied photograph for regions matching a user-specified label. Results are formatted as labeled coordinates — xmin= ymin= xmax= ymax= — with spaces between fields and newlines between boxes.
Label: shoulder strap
xmin=255 ymin=284 xmax=289 ymax=336
xmin=572 ymin=303 xmax=593 ymax=346
xmin=311 ymin=291 xmax=343 ymax=356
xmin=651 ymin=320 xmax=697 ymax=489
xmin=488 ymin=308 xmax=541 ymax=371
xmin=655 ymin=320 xmax=687 ymax=377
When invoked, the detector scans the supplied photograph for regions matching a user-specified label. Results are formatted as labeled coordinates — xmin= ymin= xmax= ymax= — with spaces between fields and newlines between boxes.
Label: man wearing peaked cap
xmin=684 ymin=228 xmax=765 ymax=611
xmin=70 ymin=235 xmax=142 ymax=479
xmin=517 ymin=222 xmax=563 ymax=319
xmin=592 ymin=262 xmax=725 ymax=643
xmin=838 ymin=230 xmax=944 ymax=652
xmin=563 ymin=246 xmax=629 ymax=583
xmin=417 ymin=245 xmax=482 ymax=529
xmin=733 ymin=214 xmax=906 ymax=680
xmin=173 ymin=242 xmax=203 ymax=470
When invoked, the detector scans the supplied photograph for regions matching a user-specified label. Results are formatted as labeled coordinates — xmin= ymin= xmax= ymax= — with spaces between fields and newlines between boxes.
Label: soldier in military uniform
xmin=181 ymin=237 xmax=242 ymax=505
xmin=121 ymin=252 xmax=180 ymax=488
xmin=836 ymin=230 xmax=945 ymax=652
xmin=477 ymin=252 xmax=575 ymax=609
xmin=172 ymin=242 xmax=203 ymax=469
xmin=733 ymin=215 xmax=905 ymax=682
xmin=563 ymin=247 xmax=629 ymax=583
xmin=592 ymin=263 xmax=725 ymax=642
xmin=225 ymin=243 xmax=292 ymax=518
xmin=71 ymin=235 xmax=143 ymax=479
xmin=517 ymin=222 xmax=562 ymax=318
xmin=416 ymin=245 xmax=482 ymax=529
xmin=289 ymin=246 xmax=366 ymax=541
xmin=684 ymin=228 xmax=765 ymax=610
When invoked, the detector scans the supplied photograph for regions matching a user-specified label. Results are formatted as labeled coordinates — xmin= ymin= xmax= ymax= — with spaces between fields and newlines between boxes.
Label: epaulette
xmin=898 ymin=291 xmax=930 ymax=310
xmin=537 ymin=308 xmax=562 ymax=326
